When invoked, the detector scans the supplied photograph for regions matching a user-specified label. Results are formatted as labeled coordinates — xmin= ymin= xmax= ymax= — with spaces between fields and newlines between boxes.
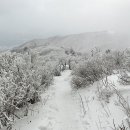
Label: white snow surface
xmin=12 ymin=71 xmax=130 ymax=130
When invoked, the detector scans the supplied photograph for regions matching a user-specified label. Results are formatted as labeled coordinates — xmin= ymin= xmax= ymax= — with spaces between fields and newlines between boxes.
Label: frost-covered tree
xmin=0 ymin=51 xmax=54 ymax=129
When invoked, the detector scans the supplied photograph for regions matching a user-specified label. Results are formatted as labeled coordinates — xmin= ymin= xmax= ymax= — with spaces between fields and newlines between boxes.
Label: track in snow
xmin=50 ymin=70 xmax=84 ymax=130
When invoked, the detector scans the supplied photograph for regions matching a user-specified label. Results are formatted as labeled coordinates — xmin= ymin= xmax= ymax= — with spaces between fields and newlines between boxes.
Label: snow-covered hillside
xmin=12 ymin=31 xmax=130 ymax=53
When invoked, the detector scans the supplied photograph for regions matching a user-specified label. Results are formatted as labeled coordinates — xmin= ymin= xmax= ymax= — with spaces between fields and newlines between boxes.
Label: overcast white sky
xmin=0 ymin=0 xmax=130 ymax=48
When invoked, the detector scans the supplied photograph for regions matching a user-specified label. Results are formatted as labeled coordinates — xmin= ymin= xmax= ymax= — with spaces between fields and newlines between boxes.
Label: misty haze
xmin=0 ymin=0 xmax=130 ymax=130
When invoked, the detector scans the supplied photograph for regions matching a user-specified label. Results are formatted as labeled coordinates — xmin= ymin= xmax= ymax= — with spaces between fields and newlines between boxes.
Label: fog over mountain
xmin=12 ymin=31 xmax=130 ymax=53
xmin=0 ymin=0 xmax=130 ymax=48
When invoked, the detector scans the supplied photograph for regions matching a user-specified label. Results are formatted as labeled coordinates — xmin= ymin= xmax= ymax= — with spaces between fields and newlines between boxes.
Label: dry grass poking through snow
xmin=71 ymin=49 xmax=130 ymax=130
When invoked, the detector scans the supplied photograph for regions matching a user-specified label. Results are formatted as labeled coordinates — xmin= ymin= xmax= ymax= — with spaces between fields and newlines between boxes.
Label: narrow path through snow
xmin=12 ymin=70 xmax=84 ymax=130
xmin=51 ymin=70 xmax=84 ymax=130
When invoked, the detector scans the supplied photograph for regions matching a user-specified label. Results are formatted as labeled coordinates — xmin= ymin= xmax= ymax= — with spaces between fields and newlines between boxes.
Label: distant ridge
xmin=12 ymin=31 xmax=130 ymax=53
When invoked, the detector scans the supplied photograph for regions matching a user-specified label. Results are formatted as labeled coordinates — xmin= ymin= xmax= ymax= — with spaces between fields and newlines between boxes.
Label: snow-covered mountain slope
xmin=12 ymin=31 xmax=130 ymax=53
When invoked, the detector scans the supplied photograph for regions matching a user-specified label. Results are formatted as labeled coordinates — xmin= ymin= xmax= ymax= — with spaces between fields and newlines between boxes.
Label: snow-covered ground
xmin=12 ymin=70 xmax=84 ymax=130
xmin=76 ymin=83 xmax=126 ymax=130
xmin=12 ymin=70 xmax=130 ymax=130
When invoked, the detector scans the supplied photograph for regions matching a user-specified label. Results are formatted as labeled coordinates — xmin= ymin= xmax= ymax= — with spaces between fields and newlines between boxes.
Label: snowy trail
xmin=52 ymin=70 xmax=83 ymax=130
xmin=12 ymin=70 xmax=84 ymax=130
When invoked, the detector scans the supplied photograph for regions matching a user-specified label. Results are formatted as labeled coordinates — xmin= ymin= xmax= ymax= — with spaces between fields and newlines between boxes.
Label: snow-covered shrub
xmin=71 ymin=76 xmax=88 ymax=89
xmin=67 ymin=57 xmax=78 ymax=70
xmin=112 ymin=51 xmax=126 ymax=70
xmin=102 ymin=53 xmax=116 ymax=75
xmin=118 ymin=70 xmax=130 ymax=85
xmin=0 ymin=52 xmax=54 ymax=128
xmin=53 ymin=65 xmax=61 ymax=76
xmin=96 ymin=76 xmax=114 ymax=103
xmin=40 ymin=69 xmax=53 ymax=88
xmin=113 ymin=121 xmax=128 ymax=130
xmin=124 ymin=49 xmax=130 ymax=72
xmin=71 ymin=50 xmax=128 ymax=89
xmin=114 ymin=87 xmax=130 ymax=118
xmin=102 ymin=51 xmax=127 ymax=75
xmin=71 ymin=58 xmax=104 ymax=89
